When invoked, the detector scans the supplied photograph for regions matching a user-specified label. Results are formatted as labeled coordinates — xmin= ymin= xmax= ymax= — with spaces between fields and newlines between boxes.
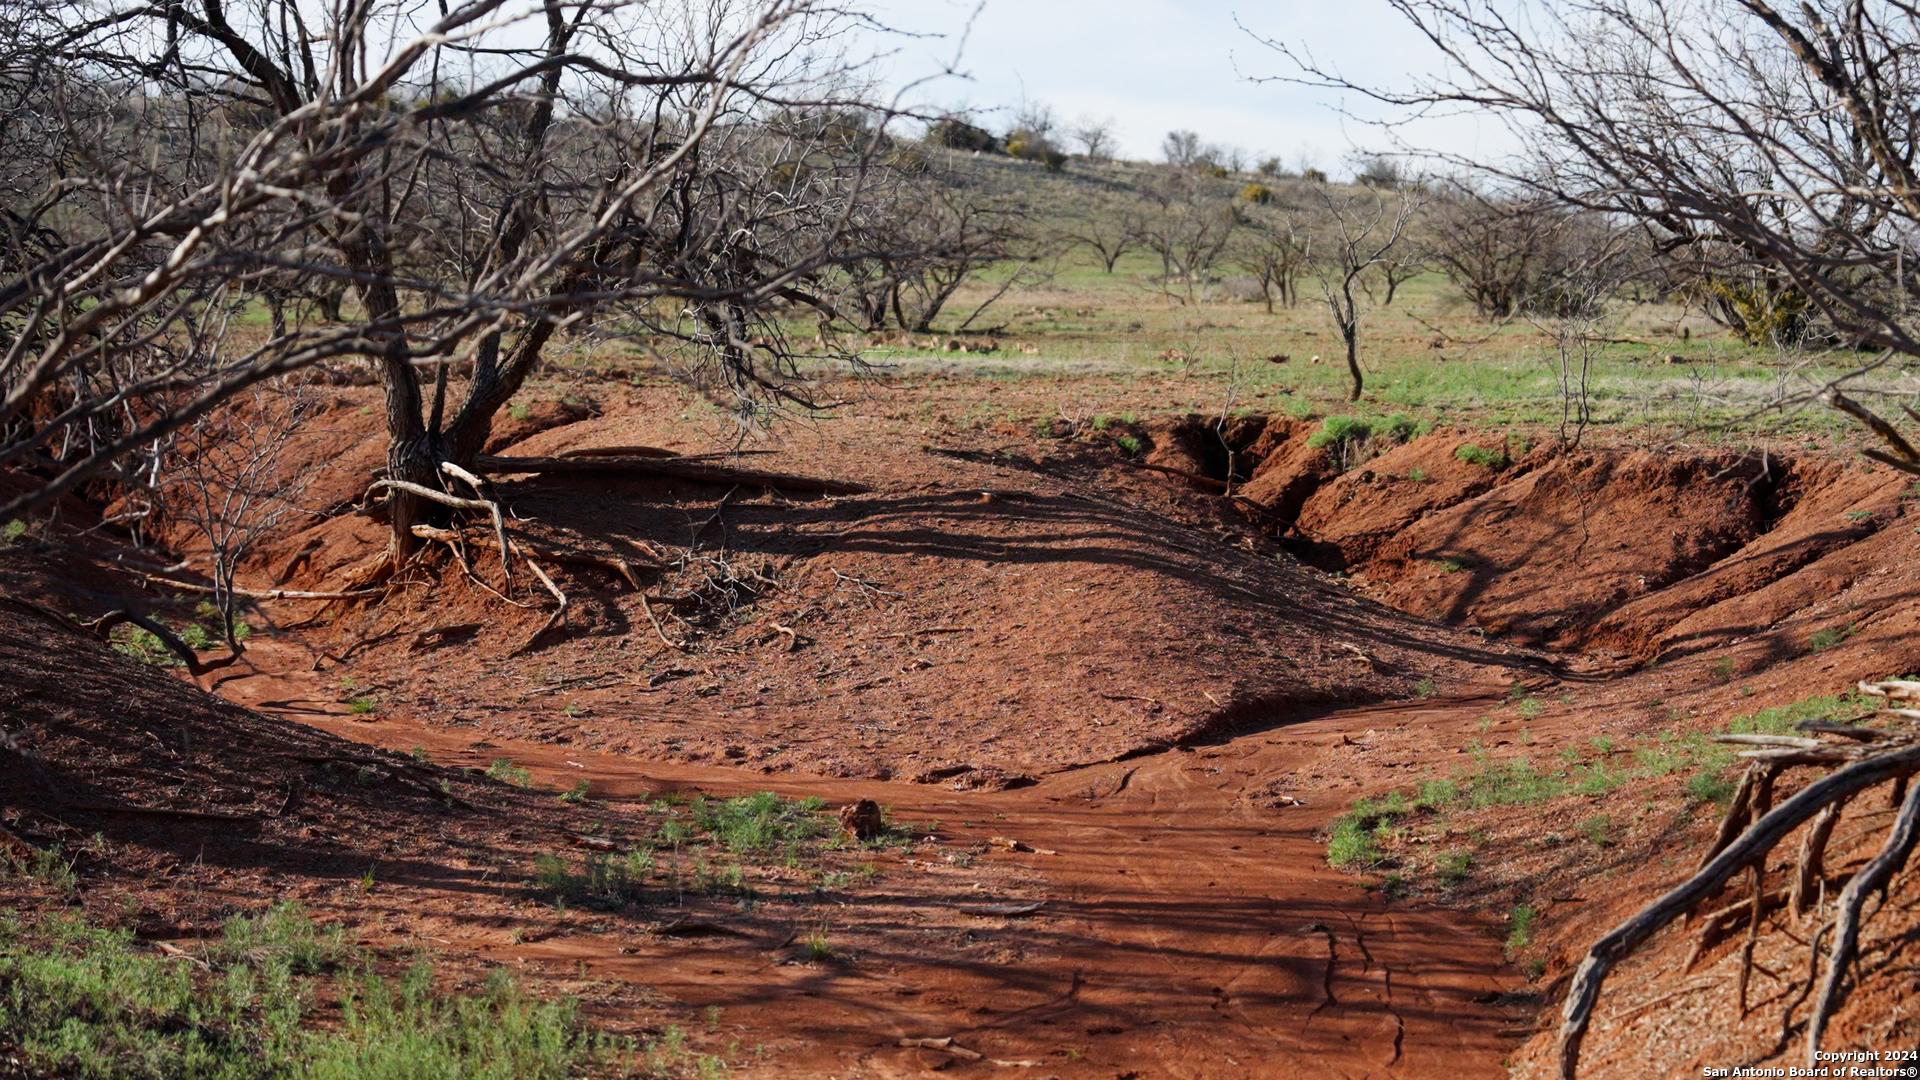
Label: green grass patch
xmin=1454 ymin=443 xmax=1506 ymax=468
xmin=0 ymin=904 xmax=637 ymax=1080
xmin=1807 ymin=624 xmax=1859 ymax=653
xmin=690 ymin=792 xmax=834 ymax=855
xmin=533 ymin=792 xmax=854 ymax=907
xmin=1307 ymin=415 xmax=1374 ymax=450
xmin=484 ymin=760 xmax=533 ymax=788
xmin=1724 ymin=692 xmax=1872 ymax=735
xmin=1505 ymin=904 xmax=1538 ymax=953
xmin=1435 ymin=849 xmax=1472 ymax=885
xmin=1685 ymin=771 xmax=1738 ymax=806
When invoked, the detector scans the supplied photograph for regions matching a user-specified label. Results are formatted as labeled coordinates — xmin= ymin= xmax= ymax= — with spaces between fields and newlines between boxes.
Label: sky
xmin=859 ymin=0 xmax=1509 ymax=176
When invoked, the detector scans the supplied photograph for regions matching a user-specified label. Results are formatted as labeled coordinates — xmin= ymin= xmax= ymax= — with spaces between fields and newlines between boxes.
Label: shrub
xmin=1455 ymin=443 xmax=1505 ymax=468
xmin=1380 ymin=412 xmax=1420 ymax=441
xmin=927 ymin=116 xmax=999 ymax=153
xmin=1114 ymin=435 xmax=1144 ymax=456
xmin=1005 ymin=130 xmax=1067 ymax=172
xmin=1240 ymin=182 xmax=1274 ymax=205
xmin=1709 ymin=280 xmax=1809 ymax=345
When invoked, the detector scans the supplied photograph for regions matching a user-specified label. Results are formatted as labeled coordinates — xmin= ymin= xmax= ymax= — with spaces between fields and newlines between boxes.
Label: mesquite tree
xmin=0 ymin=0 xmax=911 ymax=561
xmin=1306 ymin=186 xmax=1420 ymax=401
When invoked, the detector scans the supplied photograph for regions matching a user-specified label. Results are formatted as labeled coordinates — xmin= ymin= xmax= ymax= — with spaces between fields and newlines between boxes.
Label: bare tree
xmin=162 ymin=387 xmax=319 ymax=650
xmin=1163 ymin=129 xmax=1217 ymax=168
xmin=1141 ymin=174 xmax=1238 ymax=304
xmin=1062 ymin=197 xmax=1145 ymax=274
xmin=1425 ymin=182 xmax=1575 ymax=318
xmin=1069 ymin=115 xmax=1117 ymax=161
xmin=0 ymin=0 xmax=918 ymax=571
xmin=1233 ymin=206 xmax=1311 ymax=312
xmin=1012 ymin=100 xmax=1057 ymax=142
xmin=1307 ymin=187 xmax=1420 ymax=400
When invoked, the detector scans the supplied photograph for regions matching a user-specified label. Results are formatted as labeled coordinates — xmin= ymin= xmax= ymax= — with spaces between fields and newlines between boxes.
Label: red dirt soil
xmin=8 ymin=372 xmax=1920 ymax=1077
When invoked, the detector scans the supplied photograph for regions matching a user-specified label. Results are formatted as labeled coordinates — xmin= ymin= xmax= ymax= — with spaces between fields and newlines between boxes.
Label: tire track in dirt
xmin=223 ymin=646 xmax=1524 ymax=1079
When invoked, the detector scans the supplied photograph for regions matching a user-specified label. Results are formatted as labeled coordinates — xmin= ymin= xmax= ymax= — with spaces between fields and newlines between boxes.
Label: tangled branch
xmin=1557 ymin=682 xmax=1920 ymax=1077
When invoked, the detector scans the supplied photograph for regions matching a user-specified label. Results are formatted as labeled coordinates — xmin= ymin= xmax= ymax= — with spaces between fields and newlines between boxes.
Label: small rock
xmin=838 ymin=798 xmax=884 ymax=841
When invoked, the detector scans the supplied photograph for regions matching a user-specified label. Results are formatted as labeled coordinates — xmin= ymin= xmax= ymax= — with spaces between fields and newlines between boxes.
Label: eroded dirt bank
xmin=1150 ymin=413 xmax=1920 ymax=678
xmin=9 ymin=377 xmax=1920 ymax=1077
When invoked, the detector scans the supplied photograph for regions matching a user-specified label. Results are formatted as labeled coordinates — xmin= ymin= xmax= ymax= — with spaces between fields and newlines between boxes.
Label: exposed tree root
xmin=557 ymin=445 xmax=780 ymax=461
xmin=1556 ymin=688 xmax=1920 ymax=1079
xmin=640 ymin=595 xmax=689 ymax=651
xmin=86 ymin=610 xmax=245 ymax=677
xmin=472 ymin=454 xmax=869 ymax=495
xmin=368 ymin=477 xmax=512 ymax=581
xmin=408 ymin=523 xmax=651 ymax=588
xmin=1806 ymin=779 xmax=1920 ymax=1063
xmin=1792 ymin=796 xmax=1849 ymax=917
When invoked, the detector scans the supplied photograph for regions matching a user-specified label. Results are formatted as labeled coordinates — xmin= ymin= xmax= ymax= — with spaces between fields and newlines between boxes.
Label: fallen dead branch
xmin=63 ymin=801 xmax=259 ymax=824
xmin=86 ymin=610 xmax=245 ymax=677
xmin=1118 ymin=458 xmax=1231 ymax=489
xmin=1555 ymin=684 xmax=1920 ymax=1078
xmin=509 ymin=545 xmax=569 ymax=657
xmin=473 ymin=454 xmax=869 ymax=495
xmin=138 ymin=575 xmax=384 ymax=601
xmin=561 ymin=445 xmax=780 ymax=460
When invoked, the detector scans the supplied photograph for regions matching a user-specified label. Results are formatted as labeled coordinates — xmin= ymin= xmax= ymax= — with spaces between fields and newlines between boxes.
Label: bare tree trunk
xmin=1343 ymin=323 xmax=1362 ymax=400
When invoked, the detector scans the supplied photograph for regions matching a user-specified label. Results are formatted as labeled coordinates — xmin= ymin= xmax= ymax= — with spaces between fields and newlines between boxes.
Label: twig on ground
xmin=641 ymin=596 xmax=688 ymax=651
xmin=509 ymin=546 xmax=568 ymax=656
xmin=473 ymin=454 xmax=868 ymax=495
